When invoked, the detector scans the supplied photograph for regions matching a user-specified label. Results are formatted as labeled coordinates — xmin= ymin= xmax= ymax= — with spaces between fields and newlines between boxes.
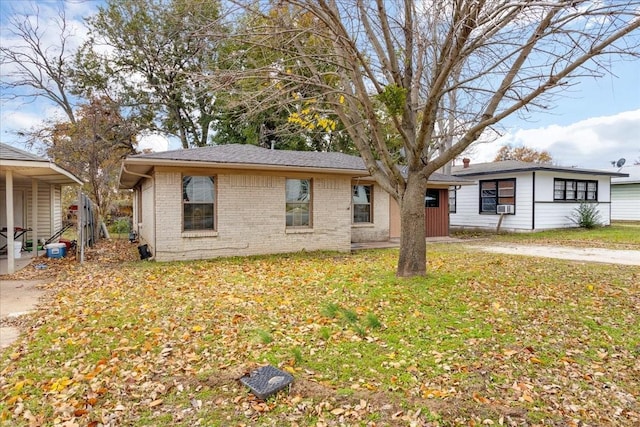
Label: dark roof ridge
xmin=452 ymin=159 xmax=628 ymax=177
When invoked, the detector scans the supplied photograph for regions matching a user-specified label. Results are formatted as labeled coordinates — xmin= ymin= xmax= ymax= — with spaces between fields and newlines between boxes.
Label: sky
xmin=1 ymin=0 xmax=639 ymax=169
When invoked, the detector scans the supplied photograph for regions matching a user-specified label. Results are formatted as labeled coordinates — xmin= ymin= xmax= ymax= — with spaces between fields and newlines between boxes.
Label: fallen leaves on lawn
xmin=0 ymin=241 xmax=638 ymax=426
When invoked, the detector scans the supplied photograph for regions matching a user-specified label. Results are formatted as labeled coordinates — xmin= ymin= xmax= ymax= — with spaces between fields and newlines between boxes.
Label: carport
xmin=0 ymin=143 xmax=82 ymax=274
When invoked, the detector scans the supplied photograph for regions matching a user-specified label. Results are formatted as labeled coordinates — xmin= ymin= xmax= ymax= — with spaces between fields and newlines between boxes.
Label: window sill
xmin=182 ymin=230 xmax=218 ymax=238
xmin=351 ymin=223 xmax=374 ymax=228
xmin=285 ymin=228 xmax=314 ymax=234
xmin=480 ymin=213 xmax=515 ymax=215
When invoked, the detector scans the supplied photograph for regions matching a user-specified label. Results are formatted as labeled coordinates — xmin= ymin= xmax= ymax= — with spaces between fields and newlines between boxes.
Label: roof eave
xmin=123 ymin=157 xmax=367 ymax=175
xmin=428 ymin=180 xmax=475 ymax=186
xmin=2 ymin=159 xmax=83 ymax=185
xmin=119 ymin=157 xmax=369 ymax=189
xmin=453 ymin=166 xmax=629 ymax=178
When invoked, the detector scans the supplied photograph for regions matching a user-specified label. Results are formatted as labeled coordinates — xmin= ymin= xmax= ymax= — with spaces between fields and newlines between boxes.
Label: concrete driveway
xmin=0 ymin=279 xmax=47 ymax=349
xmin=466 ymin=244 xmax=640 ymax=266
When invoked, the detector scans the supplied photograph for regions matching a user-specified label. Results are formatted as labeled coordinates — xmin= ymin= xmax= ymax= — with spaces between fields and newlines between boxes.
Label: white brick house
xmin=450 ymin=159 xmax=628 ymax=232
xmin=119 ymin=144 xmax=469 ymax=261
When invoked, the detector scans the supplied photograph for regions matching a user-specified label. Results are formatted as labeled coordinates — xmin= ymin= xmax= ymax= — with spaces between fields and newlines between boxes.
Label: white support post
xmin=78 ymin=189 xmax=84 ymax=263
xmin=6 ymin=171 xmax=15 ymax=274
xmin=32 ymin=179 xmax=38 ymax=257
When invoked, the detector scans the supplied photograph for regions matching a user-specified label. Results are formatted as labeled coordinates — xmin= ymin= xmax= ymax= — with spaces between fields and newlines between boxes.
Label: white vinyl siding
xmin=25 ymin=184 xmax=56 ymax=243
xmin=52 ymin=186 xmax=62 ymax=236
xmin=451 ymin=173 xmax=533 ymax=231
xmin=451 ymin=171 xmax=615 ymax=232
xmin=3 ymin=184 xmax=61 ymax=246
xmin=611 ymin=184 xmax=640 ymax=221
xmin=534 ymin=172 xmax=612 ymax=229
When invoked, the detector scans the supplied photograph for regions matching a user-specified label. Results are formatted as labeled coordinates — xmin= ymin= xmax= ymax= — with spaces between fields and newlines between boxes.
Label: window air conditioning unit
xmin=497 ymin=204 xmax=515 ymax=214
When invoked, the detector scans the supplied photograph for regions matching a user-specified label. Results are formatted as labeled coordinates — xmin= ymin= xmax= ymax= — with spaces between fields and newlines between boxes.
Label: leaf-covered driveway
xmin=1 ymin=241 xmax=639 ymax=426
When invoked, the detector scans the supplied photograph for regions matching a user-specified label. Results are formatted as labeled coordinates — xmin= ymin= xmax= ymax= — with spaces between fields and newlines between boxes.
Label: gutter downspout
xmin=122 ymin=164 xmax=154 ymax=259
xmin=122 ymin=165 xmax=153 ymax=179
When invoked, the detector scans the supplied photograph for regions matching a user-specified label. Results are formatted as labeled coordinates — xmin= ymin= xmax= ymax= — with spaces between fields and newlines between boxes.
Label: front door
xmin=425 ymin=188 xmax=449 ymax=237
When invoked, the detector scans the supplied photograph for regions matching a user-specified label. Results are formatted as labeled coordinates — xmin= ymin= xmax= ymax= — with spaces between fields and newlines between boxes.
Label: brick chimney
xmin=462 ymin=158 xmax=470 ymax=168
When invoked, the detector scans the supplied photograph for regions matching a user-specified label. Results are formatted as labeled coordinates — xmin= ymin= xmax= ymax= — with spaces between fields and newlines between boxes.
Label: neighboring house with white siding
xmin=119 ymin=144 xmax=471 ymax=262
xmin=1 ymin=142 xmax=83 ymax=274
xmin=610 ymin=164 xmax=640 ymax=221
xmin=449 ymin=159 xmax=628 ymax=232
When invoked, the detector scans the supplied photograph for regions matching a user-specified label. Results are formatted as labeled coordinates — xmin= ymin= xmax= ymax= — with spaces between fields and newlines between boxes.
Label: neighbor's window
xmin=352 ymin=184 xmax=373 ymax=223
xmin=554 ymin=178 xmax=597 ymax=201
xmin=183 ymin=176 xmax=215 ymax=231
xmin=448 ymin=186 xmax=457 ymax=213
xmin=286 ymin=178 xmax=311 ymax=227
xmin=425 ymin=189 xmax=439 ymax=208
xmin=480 ymin=178 xmax=516 ymax=213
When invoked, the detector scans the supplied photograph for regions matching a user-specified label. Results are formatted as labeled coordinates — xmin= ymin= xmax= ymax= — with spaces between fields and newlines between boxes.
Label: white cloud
xmin=468 ymin=110 xmax=640 ymax=169
xmin=137 ymin=133 xmax=169 ymax=153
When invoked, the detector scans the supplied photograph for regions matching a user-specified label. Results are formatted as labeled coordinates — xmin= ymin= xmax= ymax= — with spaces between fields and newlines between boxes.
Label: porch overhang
xmin=1 ymin=151 xmax=82 ymax=275
xmin=0 ymin=159 xmax=83 ymax=186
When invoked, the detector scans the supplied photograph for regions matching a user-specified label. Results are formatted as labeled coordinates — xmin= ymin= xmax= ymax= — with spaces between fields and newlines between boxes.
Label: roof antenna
xmin=615 ymin=158 xmax=626 ymax=171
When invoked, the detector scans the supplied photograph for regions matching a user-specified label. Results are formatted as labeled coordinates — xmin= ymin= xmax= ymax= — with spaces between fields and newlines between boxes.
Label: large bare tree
xmin=0 ymin=2 xmax=79 ymax=126
xmin=218 ymin=0 xmax=640 ymax=277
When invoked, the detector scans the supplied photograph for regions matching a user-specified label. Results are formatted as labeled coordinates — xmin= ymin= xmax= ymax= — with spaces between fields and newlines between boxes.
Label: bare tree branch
xmin=0 ymin=2 xmax=79 ymax=124
xmin=216 ymin=0 xmax=640 ymax=275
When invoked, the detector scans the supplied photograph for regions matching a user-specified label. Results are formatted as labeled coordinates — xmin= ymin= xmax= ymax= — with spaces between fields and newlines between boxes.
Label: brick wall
xmin=139 ymin=177 xmax=156 ymax=246
xmin=149 ymin=168 xmax=353 ymax=262
xmin=350 ymin=183 xmax=391 ymax=243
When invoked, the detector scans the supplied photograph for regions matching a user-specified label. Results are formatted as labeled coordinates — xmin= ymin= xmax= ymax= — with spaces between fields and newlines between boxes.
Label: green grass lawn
xmin=1 ymin=240 xmax=639 ymax=426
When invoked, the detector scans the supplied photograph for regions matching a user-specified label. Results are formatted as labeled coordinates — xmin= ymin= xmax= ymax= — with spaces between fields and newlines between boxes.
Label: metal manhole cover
xmin=240 ymin=365 xmax=294 ymax=400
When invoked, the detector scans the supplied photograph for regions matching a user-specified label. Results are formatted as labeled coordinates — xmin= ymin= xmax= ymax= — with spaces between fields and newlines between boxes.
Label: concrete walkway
xmin=0 ymin=252 xmax=36 ymax=275
xmin=0 ymin=279 xmax=47 ymax=349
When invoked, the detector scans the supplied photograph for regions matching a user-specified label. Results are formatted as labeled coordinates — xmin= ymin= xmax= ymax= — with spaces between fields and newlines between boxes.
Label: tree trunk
xmin=396 ymin=175 xmax=427 ymax=277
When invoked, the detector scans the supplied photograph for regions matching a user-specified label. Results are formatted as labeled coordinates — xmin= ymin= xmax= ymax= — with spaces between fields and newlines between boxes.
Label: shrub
xmin=568 ymin=202 xmax=602 ymax=229
xmin=109 ymin=217 xmax=131 ymax=235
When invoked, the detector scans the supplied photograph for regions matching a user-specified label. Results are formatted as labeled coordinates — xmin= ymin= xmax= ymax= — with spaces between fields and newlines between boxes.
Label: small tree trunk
xmin=396 ymin=175 xmax=427 ymax=277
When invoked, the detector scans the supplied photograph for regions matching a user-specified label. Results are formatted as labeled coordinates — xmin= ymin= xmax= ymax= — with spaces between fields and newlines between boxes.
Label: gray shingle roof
xmin=0 ymin=142 xmax=83 ymax=185
xmin=128 ymin=144 xmax=472 ymax=183
xmin=452 ymin=160 xmax=628 ymax=177
xmin=0 ymin=142 xmax=47 ymax=162
xmin=131 ymin=143 xmax=367 ymax=171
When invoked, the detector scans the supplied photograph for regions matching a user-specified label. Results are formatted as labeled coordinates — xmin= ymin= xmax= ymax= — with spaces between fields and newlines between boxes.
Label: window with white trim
xmin=352 ymin=184 xmax=373 ymax=223
xmin=286 ymin=178 xmax=312 ymax=227
xmin=183 ymin=176 xmax=215 ymax=231
xmin=448 ymin=186 xmax=456 ymax=213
